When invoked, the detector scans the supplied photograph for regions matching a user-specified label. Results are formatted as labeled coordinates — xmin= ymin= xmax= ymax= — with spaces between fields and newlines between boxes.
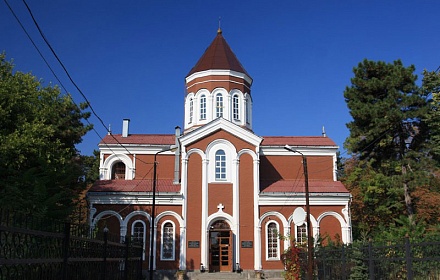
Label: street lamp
xmin=284 ymin=145 xmax=314 ymax=280
xmin=149 ymin=145 xmax=177 ymax=280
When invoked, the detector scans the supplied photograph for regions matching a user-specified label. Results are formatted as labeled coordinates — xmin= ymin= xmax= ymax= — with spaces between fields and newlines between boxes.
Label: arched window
xmin=132 ymin=221 xmax=145 ymax=260
xmin=111 ymin=162 xmax=125 ymax=180
xmin=161 ymin=222 xmax=175 ymax=260
xmin=215 ymin=150 xmax=226 ymax=180
xmin=296 ymin=223 xmax=307 ymax=244
xmin=189 ymin=97 xmax=193 ymax=123
xmin=200 ymin=94 xmax=206 ymax=120
xmin=216 ymin=93 xmax=223 ymax=118
xmin=233 ymin=94 xmax=239 ymax=120
xmin=267 ymin=222 xmax=279 ymax=260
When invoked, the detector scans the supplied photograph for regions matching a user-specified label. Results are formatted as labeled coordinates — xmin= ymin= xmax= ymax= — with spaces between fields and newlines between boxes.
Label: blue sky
xmin=1 ymin=1 xmax=439 ymax=156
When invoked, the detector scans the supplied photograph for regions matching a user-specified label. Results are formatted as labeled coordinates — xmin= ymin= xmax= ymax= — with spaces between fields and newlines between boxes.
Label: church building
xmin=87 ymin=28 xmax=352 ymax=276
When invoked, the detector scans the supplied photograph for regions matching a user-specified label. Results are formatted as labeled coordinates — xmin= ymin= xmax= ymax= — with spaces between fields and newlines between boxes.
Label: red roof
xmin=89 ymin=179 xmax=347 ymax=194
xmin=260 ymin=179 xmax=349 ymax=193
xmin=261 ymin=136 xmax=337 ymax=147
xmin=100 ymin=134 xmax=336 ymax=147
xmin=89 ymin=179 xmax=179 ymax=193
xmin=99 ymin=134 xmax=175 ymax=145
xmin=187 ymin=29 xmax=249 ymax=77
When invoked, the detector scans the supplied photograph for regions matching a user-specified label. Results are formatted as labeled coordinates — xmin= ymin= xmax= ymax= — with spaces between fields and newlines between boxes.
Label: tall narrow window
xmin=267 ymin=222 xmax=278 ymax=259
xmin=189 ymin=98 xmax=193 ymax=123
xmin=161 ymin=222 xmax=175 ymax=260
xmin=296 ymin=223 xmax=307 ymax=244
xmin=215 ymin=150 xmax=226 ymax=180
xmin=245 ymin=98 xmax=250 ymax=124
xmin=200 ymin=94 xmax=206 ymax=120
xmin=216 ymin=93 xmax=223 ymax=118
xmin=233 ymin=95 xmax=239 ymax=120
xmin=111 ymin=162 xmax=125 ymax=179
xmin=132 ymin=221 xmax=145 ymax=259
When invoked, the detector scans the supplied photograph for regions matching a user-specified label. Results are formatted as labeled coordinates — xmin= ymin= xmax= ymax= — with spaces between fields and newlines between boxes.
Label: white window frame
xmin=232 ymin=94 xmax=239 ymax=120
xmin=215 ymin=149 xmax=226 ymax=181
xmin=160 ymin=220 xmax=175 ymax=261
xmin=200 ymin=94 xmax=206 ymax=120
xmin=131 ymin=220 xmax=146 ymax=260
xmin=189 ymin=97 xmax=193 ymax=123
xmin=266 ymin=221 xmax=280 ymax=260
xmin=295 ymin=223 xmax=308 ymax=245
xmin=216 ymin=93 xmax=223 ymax=118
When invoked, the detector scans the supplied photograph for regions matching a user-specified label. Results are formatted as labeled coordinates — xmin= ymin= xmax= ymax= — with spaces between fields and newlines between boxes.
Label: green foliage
xmin=341 ymin=59 xmax=440 ymax=240
xmin=0 ymin=53 xmax=92 ymax=220
xmin=344 ymin=59 xmax=427 ymax=165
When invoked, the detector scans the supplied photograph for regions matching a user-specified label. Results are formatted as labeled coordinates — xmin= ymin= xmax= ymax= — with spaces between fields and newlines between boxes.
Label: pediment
xmin=179 ymin=118 xmax=262 ymax=148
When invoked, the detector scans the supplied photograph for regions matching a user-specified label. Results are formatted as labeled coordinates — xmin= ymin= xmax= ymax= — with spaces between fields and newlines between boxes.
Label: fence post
xmin=405 ymin=236 xmax=413 ymax=280
xmin=368 ymin=239 xmax=375 ymax=280
xmin=62 ymin=222 xmax=71 ymax=280
xmin=139 ymin=240 xmax=144 ymax=280
xmin=342 ymin=245 xmax=346 ymax=280
xmin=102 ymin=227 xmax=109 ymax=280
xmin=124 ymin=236 xmax=130 ymax=280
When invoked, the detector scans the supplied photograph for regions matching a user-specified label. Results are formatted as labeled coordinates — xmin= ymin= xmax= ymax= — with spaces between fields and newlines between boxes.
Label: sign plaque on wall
xmin=188 ymin=241 xmax=200 ymax=248
xmin=241 ymin=241 xmax=253 ymax=248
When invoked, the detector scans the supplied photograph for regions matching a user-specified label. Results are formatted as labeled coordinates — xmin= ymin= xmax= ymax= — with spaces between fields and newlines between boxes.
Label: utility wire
xmin=3 ymin=0 xmax=132 ymax=166
xmin=18 ymin=0 xmax=166 ymax=168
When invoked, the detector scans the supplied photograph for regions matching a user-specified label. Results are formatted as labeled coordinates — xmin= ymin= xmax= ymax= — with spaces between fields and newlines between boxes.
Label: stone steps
xmin=186 ymin=271 xmax=284 ymax=280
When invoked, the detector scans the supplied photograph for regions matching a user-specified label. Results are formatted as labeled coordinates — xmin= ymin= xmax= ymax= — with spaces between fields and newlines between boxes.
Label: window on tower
xmin=233 ymin=94 xmax=239 ymax=120
xmin=245 ymin=96 xmax=251 ymax=124
xmin=216 ymin=93 xmax=223 ymax=118
xmin=189 ymin=97 xmax=193 ymax=123
xmin=215 ymin=149 xmax=226 ymax=180
xmin=200 ymin=94 xmax=206 ymax=120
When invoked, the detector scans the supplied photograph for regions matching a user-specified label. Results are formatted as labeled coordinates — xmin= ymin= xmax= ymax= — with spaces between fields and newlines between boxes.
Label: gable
xmin=179 ymin=118 xmax=262 ymax=150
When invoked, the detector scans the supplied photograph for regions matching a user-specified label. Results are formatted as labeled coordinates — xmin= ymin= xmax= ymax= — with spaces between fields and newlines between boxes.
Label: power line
xmin=14 ymin=0 xmax=165 ymax=167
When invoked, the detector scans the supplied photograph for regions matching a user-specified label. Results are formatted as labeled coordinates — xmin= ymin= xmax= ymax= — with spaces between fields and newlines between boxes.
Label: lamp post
xmin=284 ymin=145 xmax=314 ymax=280
xmin=149 ymin=145 xmax=177 ymax=280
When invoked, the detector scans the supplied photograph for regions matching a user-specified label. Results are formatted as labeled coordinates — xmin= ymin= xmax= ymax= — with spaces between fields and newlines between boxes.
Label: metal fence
xmin=0 ymin=209 xmax=143 ymax=280
xmin=312 ymin=237 xmax=440 ymax=280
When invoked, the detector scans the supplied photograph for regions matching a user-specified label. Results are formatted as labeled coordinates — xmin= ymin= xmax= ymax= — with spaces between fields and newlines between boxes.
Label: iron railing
xmin=311 ymin=237 xmax=440 ymax=280
xmin=0 ymin=209 xmax=143 ymax=280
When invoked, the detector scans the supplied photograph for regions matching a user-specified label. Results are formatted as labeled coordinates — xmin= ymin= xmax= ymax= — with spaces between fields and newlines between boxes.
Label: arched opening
xmin=111 ymin=162 xmax=126 ymax=179
xmin=209 ymin=220 xmax=231 ymax=272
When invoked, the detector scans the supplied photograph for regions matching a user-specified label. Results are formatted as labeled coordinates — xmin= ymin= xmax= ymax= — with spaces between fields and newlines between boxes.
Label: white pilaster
xmin=201 ymin=157 xmax=209 ymax=268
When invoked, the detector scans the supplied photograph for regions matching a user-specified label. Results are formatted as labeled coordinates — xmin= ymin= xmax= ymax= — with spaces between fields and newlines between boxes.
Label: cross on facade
xmin=217 ymin=203 xmax=224 ymax=212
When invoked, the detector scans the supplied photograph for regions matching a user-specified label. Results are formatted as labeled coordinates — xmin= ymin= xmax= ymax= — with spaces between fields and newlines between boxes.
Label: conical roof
xmin=187 ymin=29 xmax=250 ymax=77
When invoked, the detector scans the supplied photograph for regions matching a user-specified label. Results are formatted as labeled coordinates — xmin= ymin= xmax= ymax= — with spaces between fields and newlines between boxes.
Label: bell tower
xmin=184 ymin=29 xmax=253 ymax=133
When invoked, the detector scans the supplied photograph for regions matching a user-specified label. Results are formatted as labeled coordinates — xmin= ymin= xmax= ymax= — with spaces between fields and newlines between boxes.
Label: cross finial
xmin=217 ymin=203 xmax=224 ymax=212
xmin=217 ymin=17 xmax=222 ymax=34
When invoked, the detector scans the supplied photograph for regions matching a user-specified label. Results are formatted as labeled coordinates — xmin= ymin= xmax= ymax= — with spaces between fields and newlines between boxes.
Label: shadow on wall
xmin=259 ymin=156 xmax=283 ymax=192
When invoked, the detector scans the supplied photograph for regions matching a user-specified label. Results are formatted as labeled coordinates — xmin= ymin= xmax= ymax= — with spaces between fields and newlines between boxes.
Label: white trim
xmin=101 ymin=154 xmax=134 ymax=180
xmin=131 ymin=220 xmax=147 ymax=260
xmin=206 ymin=139 xmax=237 ymax=183
xmin=160 ymin=220 xmax=176 ymax=261
xmin=316 ymin=211 xmax=351 ymax=244
xmin=180 ymin=118 xmax=262 ymax=148
xmin=186 ymin=69 xmax=253 ymax=86
xmin=265 ymin=221 xmax=280 ymax=261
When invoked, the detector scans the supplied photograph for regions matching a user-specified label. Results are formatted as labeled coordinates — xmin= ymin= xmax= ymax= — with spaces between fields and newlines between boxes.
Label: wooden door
xmin=209 ymin=230 xmax=231 ymax=272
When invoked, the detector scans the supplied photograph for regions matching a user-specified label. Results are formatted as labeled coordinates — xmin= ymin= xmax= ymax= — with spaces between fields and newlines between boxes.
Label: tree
xmin=343 ymin=59 xmax=432 ymax=233
xmin=423 ymin=70 xmax=440 ymax=161
xmin=0 ymin=53 xmax=92 ymax=220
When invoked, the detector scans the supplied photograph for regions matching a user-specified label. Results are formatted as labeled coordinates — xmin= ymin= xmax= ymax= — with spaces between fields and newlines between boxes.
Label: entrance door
xmin=209 ymin=221 xmax=231 ymax=272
